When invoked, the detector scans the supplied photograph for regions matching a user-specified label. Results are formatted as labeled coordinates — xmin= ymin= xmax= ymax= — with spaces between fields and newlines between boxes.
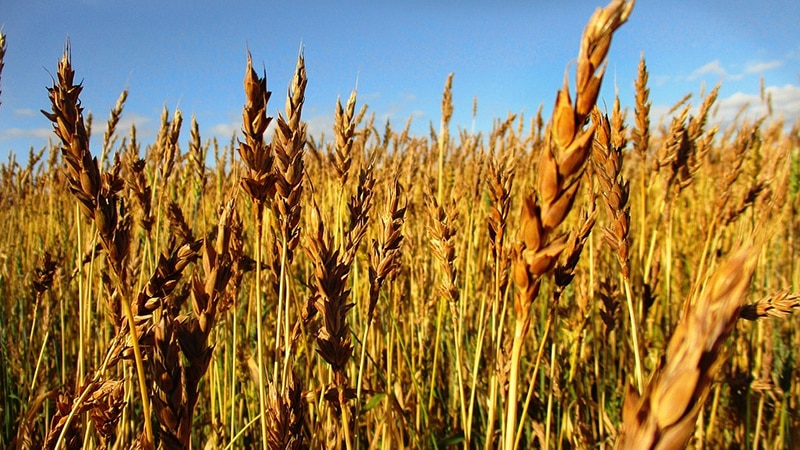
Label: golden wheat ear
xmin=616 ymin=245 xmax=757 ymax=450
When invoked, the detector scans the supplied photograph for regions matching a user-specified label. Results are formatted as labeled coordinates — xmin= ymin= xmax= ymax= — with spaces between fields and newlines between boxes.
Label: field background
xmin=2 ymin=2 xmax=800 ymax=449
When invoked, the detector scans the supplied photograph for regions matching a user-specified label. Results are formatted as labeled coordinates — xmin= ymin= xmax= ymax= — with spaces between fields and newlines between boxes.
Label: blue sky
xmin=1 ymin=1 xmax=798 ymax=161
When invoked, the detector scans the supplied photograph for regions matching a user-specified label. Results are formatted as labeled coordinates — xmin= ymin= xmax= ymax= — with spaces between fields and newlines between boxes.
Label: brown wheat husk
xmin=505 ymin=2 xmax=634 ymax=449
xmin=238 ymin=51 xmax=275 ymax=212
xmin=332 ymin=90 xmax=359 ymax=185
xmin=272 ymin=51 xmax=308 ymax=265
xmin=150 ymin=199 xmax=235 ymax=449
xmin=367 ymin=178 xmax=406 ymax=322
xmin=487 ymin=139 xmax=515 ymax=297
xmin=740 ymin=289 xmax=800 ymax=321
xmin=513 ymin=0 xmax=634 ymax=322
xmin=265 ymin=371 xmax=308 ymax=450
xmin=592 ymin=101 xmax=631 ymax=279
xmin=615 ymin=246 xmax=757 ymax=449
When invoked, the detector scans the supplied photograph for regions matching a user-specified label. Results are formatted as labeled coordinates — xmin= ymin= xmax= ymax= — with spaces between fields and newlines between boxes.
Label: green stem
xmin=254 ymin=213 xmax=268 ymax=450
xmin=622 ymin=275 xmax=643 ymax=392
xmin=504 ymin=318 xmax=527 ymax=450
xmin=426 ymin=298 xmax=446 ymax=413
xmin=120 ymin=285 xmax=154 ymax=448
xmin=514 ymin=312 xmax=553 ymax=450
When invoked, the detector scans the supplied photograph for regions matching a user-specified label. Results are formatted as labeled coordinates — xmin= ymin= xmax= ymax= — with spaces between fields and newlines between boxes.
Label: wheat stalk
xmin=235 ymin=50 xmax=275 ymax=450
xmin=505 ymin=2 xmax=633 ymax=448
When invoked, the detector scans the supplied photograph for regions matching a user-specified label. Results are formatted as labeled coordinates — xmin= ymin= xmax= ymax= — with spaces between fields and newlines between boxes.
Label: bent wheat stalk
xmin=42 ymin=43 xmax=151 ymax=448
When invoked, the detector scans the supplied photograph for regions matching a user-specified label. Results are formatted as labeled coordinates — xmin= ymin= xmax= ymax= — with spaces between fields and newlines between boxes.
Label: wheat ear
xmin=616 ymin=246 xmax=757 ymax=449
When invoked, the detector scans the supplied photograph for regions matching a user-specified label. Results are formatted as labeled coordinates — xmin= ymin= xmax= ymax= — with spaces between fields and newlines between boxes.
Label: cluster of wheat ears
xmin=2 ymin=1 xmax=800 ymax=449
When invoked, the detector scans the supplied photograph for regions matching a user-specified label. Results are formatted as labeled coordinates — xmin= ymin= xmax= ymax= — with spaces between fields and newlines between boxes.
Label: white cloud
xmin=653 ymin=75 xmax=673 ymax=87
xmin=688 ymin=60 xmax=727 ymax=80
xmin=93 ymin=112 xmax=154 ymax=141
xmin=714 ymin=83 xmax=800 ymax=125
xmin=744 ymin=60 xmax=784 ymax=74
xmin=648 ymin=104 xmax=674 ymax=129
xmin=648 ymin=84 xmax=800 ymax=133
xmin=13 ymin=108 xmax=38 ymax=117
xmin=676 ymin=58 xmax=785 ymax=86
xmin=304 ymin=114 xmax=334 ymax=141
xmin=0 ymin=127 xmax=53 ymax=141
xmin=209 ymin=122 xmax=240 ymax=141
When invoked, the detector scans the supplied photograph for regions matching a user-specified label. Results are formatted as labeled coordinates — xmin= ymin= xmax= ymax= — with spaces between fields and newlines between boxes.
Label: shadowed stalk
xmin=306 ymin=200 xmax=361 ymax=450
xmin=355 ymin=178 xmax=405 ymax=437
xmin=151 ymin=200 xmax=235 ymax=449
xmin=515 ymin=204 xmax=596 ymax=450
xmin=425 ymin=194 xmax=465 ymax=436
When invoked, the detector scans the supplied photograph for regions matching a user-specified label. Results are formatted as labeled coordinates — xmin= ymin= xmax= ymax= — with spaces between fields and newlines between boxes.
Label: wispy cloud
xmin=648 ymin=83 xmax=800 ymax=133
xmin=653 ymin=74 xmax=673 ymax=87
xmin=683 ymin=58 xmax=785 ymax=84
xmin=208 ymin=122 xmax=240 ymax=142
xmin=743 ymin=60 xmax=784 ymax=74
xmin=305 ymin=114 xmax=335 ymax=141
xmin=688 ymin=60 xmax=727 ymax=80
xmin=13 ymin=108 xmax=38 ymax=117
xmin=714 ymin=83 xmax=800 ymax=125
xmin=0 ymin=127 xmax=53 ymax=142
xmin=94 ymin=113 xmax=154 ymax=141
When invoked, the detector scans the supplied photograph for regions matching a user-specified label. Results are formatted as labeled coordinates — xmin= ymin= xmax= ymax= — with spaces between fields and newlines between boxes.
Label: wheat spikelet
xmin=514 ymin=0 xmax=634 ymax=318
xmin=188 ymin=115 xmax=207 ymax=193
xmin=101 ymin=89 xmax=127 ymax=162
xmin=238 ymin=51 xmax=275 ymax=211
xmin=41 ymin=42 xmax=99 ymax=222
xmin=592 ymin=101 xmax=631 ymax=279
xmin=272 ymin=51 xmax=308 ymax=263
xmin=42 ymin=376 xmax=125 ymax=450
xmin=367 ymin=179 xmax=406 ymax=322
xmin=633 ymin=55 xmax=651 ymax=162
xmin=740 ymin=289 xmax=800 ymax=321
xmin=427 ymin=194 xmax=460 ymax=306
xmin=487 ymin=132 xmax=516 ymax=295
xmin=264 ymin=371 xmax=307 ymax=449
xmin=124 ymin=152 xmax=154 ymax=233
xmin=333 ymin=90 xmax=359 ymax=184
xmin=154 ymin=107 xmax=183 ymax=188
xmin=436 ymin=73 xmax=455 ymax=203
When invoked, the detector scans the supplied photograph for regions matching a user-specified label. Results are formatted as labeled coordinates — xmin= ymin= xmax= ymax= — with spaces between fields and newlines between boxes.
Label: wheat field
xmin=2 ymin=1 xmax=800 ymax=449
